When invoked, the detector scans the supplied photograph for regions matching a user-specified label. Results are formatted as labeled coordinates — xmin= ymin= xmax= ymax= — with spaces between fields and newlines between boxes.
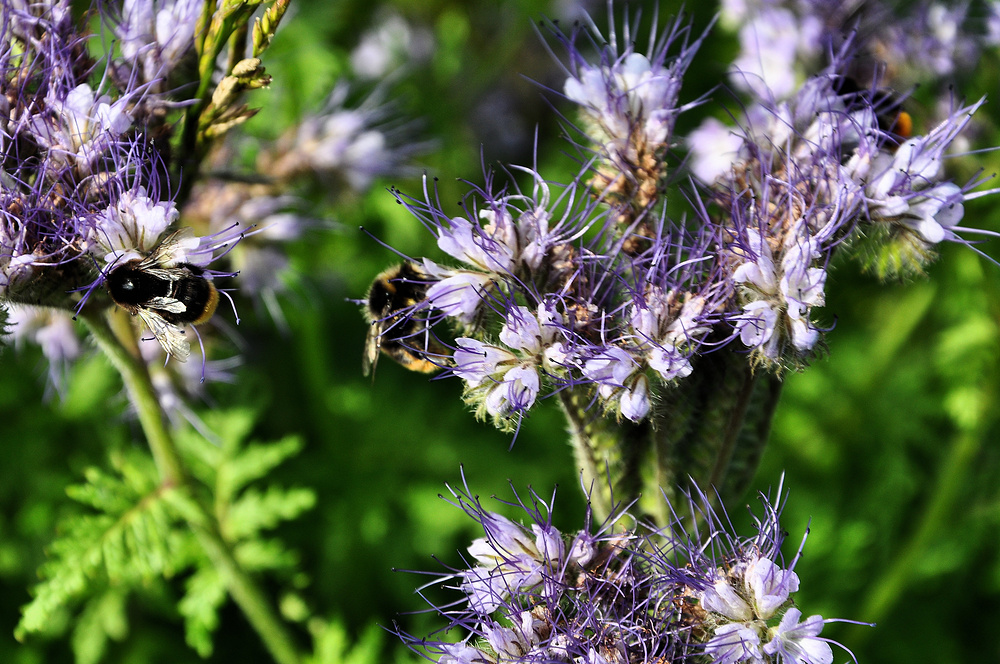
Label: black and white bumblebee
xmin=363 ymin=261 xmax=446 ymax=375
xmin=105 ymin=229 xmax=219 ymax=362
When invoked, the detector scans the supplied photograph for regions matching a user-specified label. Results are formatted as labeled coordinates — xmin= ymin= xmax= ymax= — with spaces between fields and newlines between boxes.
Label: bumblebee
xmin=105 ymin=229 xmax=219 ymax=362
xmin=835 ymin=76 xmax=914 ymax=142
xmin=363 ymin=261 xmax=445 ymax=375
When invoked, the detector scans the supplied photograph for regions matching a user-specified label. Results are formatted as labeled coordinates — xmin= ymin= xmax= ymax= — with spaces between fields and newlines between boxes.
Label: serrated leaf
xmin=306 ymin=620 xmax=383 ymax=664
xmin=225 ymin=485 xmax=316 ymax=540
xmin=71 ymin=588 xmax=129 ymax=664
xmin=234 ymin=538 xmax=299 ymax=573
xmin=17 ymin=449 xmax=190 ymax=640
xmin=178 ymin=565 xmax=227 ymax=658
xmin=170 ymin=410 xmax=313 ymax=656
xmin=218 ymin=436 xmax=304 ymax=504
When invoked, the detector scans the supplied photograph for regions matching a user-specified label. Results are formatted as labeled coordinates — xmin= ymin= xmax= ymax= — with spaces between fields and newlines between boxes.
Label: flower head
xmin=266 ymin=84 xmax=424 ymax=192
xmin=552 ymin=8 xmax=709 ymax=209
xmin=396 ymin=475 xmax=863 ymax=664
xmin=363 ymin=2 xmax=1000 ymax=432
xmin=113 ymin=0 xmax=202 ymax=86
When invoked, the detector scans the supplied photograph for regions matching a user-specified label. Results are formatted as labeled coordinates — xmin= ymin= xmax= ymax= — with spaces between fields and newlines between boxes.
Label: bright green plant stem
xmin=81 ymin=311 xmax=304 ymax=664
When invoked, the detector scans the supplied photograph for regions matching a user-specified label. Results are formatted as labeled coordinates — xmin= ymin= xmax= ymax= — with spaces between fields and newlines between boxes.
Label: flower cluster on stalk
xmin=718 ymin=0 xmax=992 ymax=98
xmin=0 ymin=0 xmax=221 ymax=317
xmin=398 ymin=477 xmax=858 ymax=664
xmin=365 ymin=3 xmax=999 ymax=427
xmin=1 ymin=0 xmax=425 ymax=416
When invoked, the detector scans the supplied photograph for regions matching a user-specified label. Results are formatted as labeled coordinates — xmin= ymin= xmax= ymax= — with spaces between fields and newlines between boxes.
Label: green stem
xmin=81 ymin=312 xmax=304 ymax=664
xmin=82 ymin=311 xmax=186 ymax=485
xmin=557 ymin=350 xmax=783 ymax=527
xmin=189 ymin=519 xmax=304 ymax=664
xmin=557 ymin=388 xmax=651 ymax=522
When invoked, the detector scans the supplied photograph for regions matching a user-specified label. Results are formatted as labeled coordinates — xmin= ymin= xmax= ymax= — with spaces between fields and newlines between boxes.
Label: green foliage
xmin=15 ymin=447 xmax=186 ymax=660
xmin=305 ymin=620 xmax=383 ymax=664
xmin=3 ymin=1 xmax=999 ymax=664
xmin=15 ymin=410 xmax=314 ymax=662
xmin=174 ymin=409 xmax=315 ymax=657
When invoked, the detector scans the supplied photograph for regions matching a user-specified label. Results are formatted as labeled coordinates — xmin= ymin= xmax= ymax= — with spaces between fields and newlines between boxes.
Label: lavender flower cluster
xmin=370 ymin=3 xmax=998 ymax=428
xmin=0 ymin=0 xmax=420 ymax=402
xmin=401 ymin=478 xmax=855 ymax=664
xmin=0 ymin=0 xmax=235 ymax=361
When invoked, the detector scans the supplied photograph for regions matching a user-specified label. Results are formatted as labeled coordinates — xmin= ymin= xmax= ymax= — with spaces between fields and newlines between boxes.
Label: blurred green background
xmin=2 ymin=0 xmax=1000 ymax=662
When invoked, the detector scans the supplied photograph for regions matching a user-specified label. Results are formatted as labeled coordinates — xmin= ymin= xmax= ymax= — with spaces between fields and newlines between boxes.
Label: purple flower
xmin=29 ymin=83 xmax=135 ymax=172
xmin=452 ymin=303 xmax=572 ymax=422
xmin=581 ymin=345 xmax=648 ymax=420
xmin=863 ymin=100 xmax=982 ymax=246
xmin=763 ymin=609 xmax=834 ymax=664
xmin=87 ymin=187 xmax=180 ymax=265
xmin=385 ymin=166 xmax=612 ymax=346
xmin=483 ymin=365 xmax=541 ymax=418
xmin=557 ymin=9 xmax=705 ymax=159
xmin=349 ymin=11 xmax=434 ymax=79
xmin=552 ymin=7 xmax=709 ymax=208
xmin=6 ymin=307 xmax=82 ymax=394
xmin=114 ymin=0 xmax=202 ymax=85
xmin=268 ymin=83 xmax=423 ymax=192
xmin=704 ymin=623 xmax=763 ymax=664
xmin=0 ymin=1 xmax=148 ymax=307
xmin=363 ymin=2 xmax=1000 ymax=428
xmin=878 ymin=3 xmax=980 ymax=81
xmin=396 ymin=475 xmax=863 ymax=664
xmin=687 ymin=117 xmax=744 ymax=183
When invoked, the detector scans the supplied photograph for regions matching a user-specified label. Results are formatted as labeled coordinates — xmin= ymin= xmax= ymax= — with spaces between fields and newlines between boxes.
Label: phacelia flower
xmin=6 ymin=306 xmax=83 ymax=395
xmin=363 ymin=2 xmax=999 ymax=434
xmin=266 ymin=83 xmax=423 ymax=192
xmin=454 ymin=301 xmax=571 ymax=425
xmin=350 ymin=10 xmax=434 ymax=79
xmin=396 ymin=474 xmax=864 ymax=664
xmin=113 ymin=0 xmax=202 ymax=87
xmin=553 ymin=8 xmax=709 ymax=211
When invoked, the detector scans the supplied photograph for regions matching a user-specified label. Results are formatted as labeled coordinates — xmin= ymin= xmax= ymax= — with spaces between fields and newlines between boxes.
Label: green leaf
xmin=305 ymin=619 xmax=383 ymax=664
xmin=16 ymin=449 xmax=190 ymax=641
xmin=71 ymin=588 xmax=129 ymax=664
xmin=219 ymin=436 xmax=305 ymax=505
xmin=226 ymin=485 xmax=316 ymax=540
xmin=172 ymin=411 xmax=314 ymax=653
xmin=178 ymin=565 xmax=227 ymax=658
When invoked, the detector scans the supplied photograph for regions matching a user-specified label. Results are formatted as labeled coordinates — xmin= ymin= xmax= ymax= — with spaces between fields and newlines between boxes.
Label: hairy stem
xmin=558 ymin=349 xmax=783 ymax=528
xmin=82 ymin=311 xmax=304 ymax=664
xmin=558 ymin=388 xmax=652 ymax=522
xmin=83 ymin=311 xmax=186 ymax=485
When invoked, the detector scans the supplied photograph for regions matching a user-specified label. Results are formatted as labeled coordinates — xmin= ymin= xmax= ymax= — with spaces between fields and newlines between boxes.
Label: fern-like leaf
xmin=178 ymin=565 xmax=227 ymax=657
xmin=174 ymin=409 xmax=315 ymax=655
xmin=71 ymin=588 xmax=129 ymax=664
xmin=305 ymin=620 xmax=383 ymax=664
xmin=16 ymin=449 xmax=190 ymax=641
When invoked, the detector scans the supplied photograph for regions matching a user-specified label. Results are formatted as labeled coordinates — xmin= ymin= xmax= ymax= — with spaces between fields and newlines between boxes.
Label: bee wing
xmin=139 ymin=228 xmax=197 ymax=270
xmin=137 ymin=308 xmax=191 ymax=362
xmin=362 ymin=321 xmax=381 ymax=377
xmin=146 ymin=296 xmax=188 ymax=314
